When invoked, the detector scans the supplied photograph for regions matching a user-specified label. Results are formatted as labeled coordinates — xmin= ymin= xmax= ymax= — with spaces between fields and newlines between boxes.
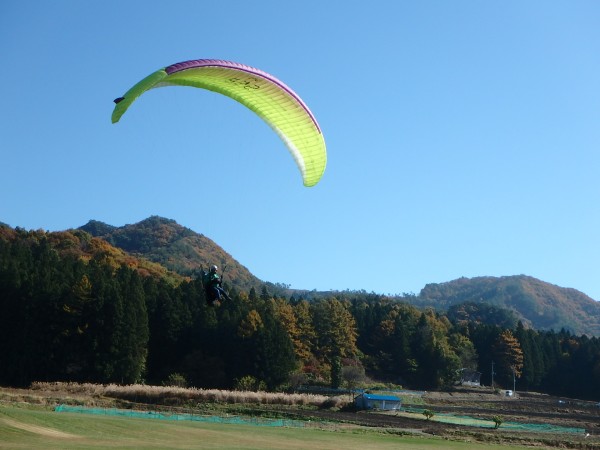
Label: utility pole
xmin=491 ymin=361 xmax=495 ymax=390
xmin=512 ymin=366 xmax=516 ymax=394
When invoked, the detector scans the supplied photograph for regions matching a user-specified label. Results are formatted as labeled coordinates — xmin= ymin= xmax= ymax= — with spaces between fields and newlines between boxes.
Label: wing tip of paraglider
xmin=111 ymin=97 xmax=126 ymax=123
xmin=303 ymin=168 xmax=327 ymax=187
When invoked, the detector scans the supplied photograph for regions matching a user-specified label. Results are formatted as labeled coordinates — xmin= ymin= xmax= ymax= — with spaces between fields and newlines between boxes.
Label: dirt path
xmin=0 ymin=416 xmax=78 ymax=439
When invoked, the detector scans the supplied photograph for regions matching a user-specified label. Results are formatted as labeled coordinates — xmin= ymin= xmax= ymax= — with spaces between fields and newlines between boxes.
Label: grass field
xmin=0 ymin=404 xmax=533 ymax=450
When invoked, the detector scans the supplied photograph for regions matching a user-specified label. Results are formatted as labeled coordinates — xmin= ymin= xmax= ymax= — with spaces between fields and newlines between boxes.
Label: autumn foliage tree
xmin=493 ymin=330 xmax=524 ymax=387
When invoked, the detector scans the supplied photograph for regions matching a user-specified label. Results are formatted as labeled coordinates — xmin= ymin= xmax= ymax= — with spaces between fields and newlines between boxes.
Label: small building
xmin=459 ymin=369 xmax=482 ymax=386
xmin=354 ymin=393 xmax=402 ymax=411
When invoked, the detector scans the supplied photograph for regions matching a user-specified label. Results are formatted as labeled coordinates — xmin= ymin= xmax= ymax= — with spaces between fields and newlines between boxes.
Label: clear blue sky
xmin=2 ymin=1 xmax=599 ymax=300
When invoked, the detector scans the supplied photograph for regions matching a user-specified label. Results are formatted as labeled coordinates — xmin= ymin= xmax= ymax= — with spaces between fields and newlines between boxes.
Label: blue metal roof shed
xmin=355 ymin=393 xmax=402 ymax=411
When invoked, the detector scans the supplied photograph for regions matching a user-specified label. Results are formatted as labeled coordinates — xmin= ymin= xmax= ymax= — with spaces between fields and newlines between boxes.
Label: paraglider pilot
xmin=202 ymin=265 xmax=231 ymax=306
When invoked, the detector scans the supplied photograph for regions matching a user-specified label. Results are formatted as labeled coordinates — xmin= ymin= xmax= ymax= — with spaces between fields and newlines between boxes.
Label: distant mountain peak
xmin=138 ymin=215 xmax=180 ymax=227
xmin=79 ymin=220 xmax=116 ymax=237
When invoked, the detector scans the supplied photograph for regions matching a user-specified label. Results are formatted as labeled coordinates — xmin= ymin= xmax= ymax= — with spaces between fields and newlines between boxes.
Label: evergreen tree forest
xmin=1 ymin=228 xmax=599 ymax=401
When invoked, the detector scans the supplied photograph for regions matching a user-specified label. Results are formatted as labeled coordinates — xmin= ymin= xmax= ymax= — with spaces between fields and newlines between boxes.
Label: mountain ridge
xmin=76 ymin=216 xmax=600 ymax=336
xmin=417 ymin=275 xmax=600 ymax=336
xmin=4 ymin=216 xmax=596 ymax=336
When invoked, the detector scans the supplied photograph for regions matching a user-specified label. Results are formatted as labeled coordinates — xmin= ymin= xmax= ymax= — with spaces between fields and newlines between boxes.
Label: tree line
xmin=1 ymin=229 xmax=599 ymax=400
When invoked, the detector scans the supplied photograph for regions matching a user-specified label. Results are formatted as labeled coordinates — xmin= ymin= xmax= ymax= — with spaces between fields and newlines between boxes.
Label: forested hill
xmin=0 ymin=223 xmax=182 ymax=284
xmin=416 ymin=275 xmax=600 ymax=336
xmin=79 ymin=216 xmax=262 ymax=293
xmin=6 ymin=216 xmax=597 ymax=336
xmin=81 ymin=217 xmax=600 ymax=336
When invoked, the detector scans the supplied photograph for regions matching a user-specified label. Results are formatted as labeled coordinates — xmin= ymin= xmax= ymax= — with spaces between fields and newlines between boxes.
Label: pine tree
xmin=411 ymin=311 xmax=461 ymax=388
xmin=312 ymin=299 xmax=358 ymax=385
xmin=116 ymin=267 xmax=149 ymax=383
xmin=254 ymin=304 xmax=296 ymax=389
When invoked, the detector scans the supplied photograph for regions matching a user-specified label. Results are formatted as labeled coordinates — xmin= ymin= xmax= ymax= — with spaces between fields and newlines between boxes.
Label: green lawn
xmin=0 ymin=404 xmax=530 ymax=450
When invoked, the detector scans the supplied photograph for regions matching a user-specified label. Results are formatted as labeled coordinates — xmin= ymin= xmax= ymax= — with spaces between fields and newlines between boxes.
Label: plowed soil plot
xmin=284 ymin=388 xmax=600 ymax=447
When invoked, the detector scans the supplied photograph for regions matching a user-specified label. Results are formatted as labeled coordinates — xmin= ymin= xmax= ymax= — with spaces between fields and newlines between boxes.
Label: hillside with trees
xmin=417 ymin=276 xmax=600 ymax=336
xmin=1 ymin=221 xmax=600 ymax=402
xmin=79 ymin=216 xmax=262 ymax=292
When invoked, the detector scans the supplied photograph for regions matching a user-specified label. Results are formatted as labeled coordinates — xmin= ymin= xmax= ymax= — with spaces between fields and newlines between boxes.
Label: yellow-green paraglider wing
xmin=112 ymin=59 xmax=326 ymax=187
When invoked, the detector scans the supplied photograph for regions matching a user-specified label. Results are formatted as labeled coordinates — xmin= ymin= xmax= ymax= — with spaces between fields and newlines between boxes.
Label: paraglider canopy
xmin=112 ymin=59 xmax=327 ymax=187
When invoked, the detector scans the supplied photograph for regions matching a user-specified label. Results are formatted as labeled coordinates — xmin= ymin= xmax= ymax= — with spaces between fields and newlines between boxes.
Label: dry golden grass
xmin=30 ymin=382 xmax=345 ymax=408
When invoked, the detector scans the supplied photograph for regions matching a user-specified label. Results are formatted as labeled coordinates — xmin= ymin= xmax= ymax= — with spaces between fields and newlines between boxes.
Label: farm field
xmin=1 ymin=384 xmax=599 ymax=449
xmin=1 ymin=403 xmax=526 ymax=450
